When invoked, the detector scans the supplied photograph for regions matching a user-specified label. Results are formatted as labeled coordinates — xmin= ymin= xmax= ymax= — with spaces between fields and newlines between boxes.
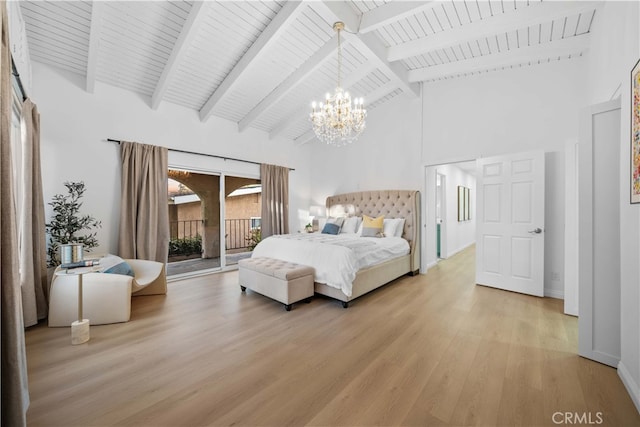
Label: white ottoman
xmin=238 ymin=257 xmax=314 ymax=311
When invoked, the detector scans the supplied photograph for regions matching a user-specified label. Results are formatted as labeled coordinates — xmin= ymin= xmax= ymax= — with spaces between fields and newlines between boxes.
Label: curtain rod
xmin=107 ymin=139 xmax=294 ymax=171
xmin=11 ymin=57 xmax=27 ymax=101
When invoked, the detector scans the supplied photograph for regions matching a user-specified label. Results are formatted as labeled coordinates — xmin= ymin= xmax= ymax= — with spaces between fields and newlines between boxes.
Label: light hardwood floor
xmin=26 ymin=246 xmax=640 ymax=426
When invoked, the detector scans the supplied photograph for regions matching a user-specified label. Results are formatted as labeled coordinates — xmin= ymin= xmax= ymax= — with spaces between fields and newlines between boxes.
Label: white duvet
xmin=251 ymin=233 xmax=410 ymax=297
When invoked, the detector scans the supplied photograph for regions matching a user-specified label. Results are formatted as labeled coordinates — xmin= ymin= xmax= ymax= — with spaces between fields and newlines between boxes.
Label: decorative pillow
xmin=383 ymin=219 xmax=396 ymax=237
xmin=321 ymin=217 xmax=344 ymax=235
xmin=316 ymin=217 xmax=327 ymax=232
xmin=394 ymin=218 xmax=406 ymax=237
xmin=340 ymin=216 xmax=362 ymax=234
xmin=361 ymin=215 xmax=384 ymax=237
xmin=383 ymin=218 xmax=405 ymax=238
xmin=99 ymin=254 xmax=135 ymax=277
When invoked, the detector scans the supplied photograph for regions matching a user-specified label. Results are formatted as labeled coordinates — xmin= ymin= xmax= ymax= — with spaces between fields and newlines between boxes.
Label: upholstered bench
xmin=238 ymin=257 xmax=314 ymax=311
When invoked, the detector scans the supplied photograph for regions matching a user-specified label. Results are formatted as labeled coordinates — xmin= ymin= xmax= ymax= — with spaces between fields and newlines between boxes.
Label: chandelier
xmin=310 ymin=22 xmax=366 ymax=146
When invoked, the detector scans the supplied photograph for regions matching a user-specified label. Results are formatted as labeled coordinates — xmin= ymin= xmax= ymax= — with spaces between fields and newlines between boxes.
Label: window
xmin=250 ymin=217 xmax=261 ymax=230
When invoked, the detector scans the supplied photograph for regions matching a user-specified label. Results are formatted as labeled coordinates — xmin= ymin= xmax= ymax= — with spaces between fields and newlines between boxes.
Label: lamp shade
xmin=309 ymin=205 xmax=325 ymax=217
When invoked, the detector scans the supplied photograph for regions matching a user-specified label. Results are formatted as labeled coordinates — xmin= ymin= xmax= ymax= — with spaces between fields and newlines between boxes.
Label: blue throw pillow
xmin=320 ymin=217 xmax=344 ymax=235
xmin=100 ymin=254 xmax=135 ymax=277
xmin=321 ymin=222 xmax=341 ymax=235
xmin=104 ymin=262 xmax=135 ymax=277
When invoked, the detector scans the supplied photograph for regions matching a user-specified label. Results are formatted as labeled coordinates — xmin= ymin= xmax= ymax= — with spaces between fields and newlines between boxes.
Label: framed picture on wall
xmin=631 ymin=57 xmax=640 ymax=203
xmin=464 ymin=187 xmax=470 ymax=220
xmin=458 ymin=186 xmax=464 ymax=221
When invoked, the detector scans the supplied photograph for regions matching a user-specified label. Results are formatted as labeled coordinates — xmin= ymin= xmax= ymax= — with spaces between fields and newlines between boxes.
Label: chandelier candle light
xmin=310 ymin=22 xmax=366 ymax=146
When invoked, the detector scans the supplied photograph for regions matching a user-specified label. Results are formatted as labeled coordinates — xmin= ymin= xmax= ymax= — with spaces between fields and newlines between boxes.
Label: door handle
xmin=528 ymin=227 xmax=543 ymax=234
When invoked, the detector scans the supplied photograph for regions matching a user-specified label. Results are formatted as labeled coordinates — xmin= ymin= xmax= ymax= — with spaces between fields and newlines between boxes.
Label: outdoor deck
xmin=166 ymin=251 xmax=252 ymax=276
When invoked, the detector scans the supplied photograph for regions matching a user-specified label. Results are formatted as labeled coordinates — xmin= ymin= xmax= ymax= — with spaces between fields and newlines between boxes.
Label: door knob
xmin=528 ymin=227 xmax=543 ymax=234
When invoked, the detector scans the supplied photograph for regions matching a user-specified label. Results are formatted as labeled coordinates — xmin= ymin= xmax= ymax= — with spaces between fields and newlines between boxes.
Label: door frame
xmin=168 ymin=151 xmax=261 ymax=277
xmin=436 ymin=172 xmax=447 ymax=259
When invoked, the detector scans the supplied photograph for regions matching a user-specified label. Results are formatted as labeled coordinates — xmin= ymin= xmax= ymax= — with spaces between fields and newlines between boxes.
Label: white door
xmin=475 ymin=151 xmax=545 ymax=296
xmin=578 ymin=99 xmax=621 ymax=367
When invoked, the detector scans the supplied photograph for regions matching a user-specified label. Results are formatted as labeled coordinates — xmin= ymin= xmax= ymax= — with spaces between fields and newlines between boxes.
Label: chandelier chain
xmin=337 ymin=25 xmax=342 ymax=88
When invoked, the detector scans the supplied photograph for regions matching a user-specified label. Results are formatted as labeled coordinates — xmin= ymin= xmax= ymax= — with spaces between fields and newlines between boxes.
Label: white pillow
xmin=383 ymin=219 xmax=397 ymax=237
xmin=383 ymin=218 xmax=405 ymax=238
xmin=340 ymin=216 xmax=362 ymax=234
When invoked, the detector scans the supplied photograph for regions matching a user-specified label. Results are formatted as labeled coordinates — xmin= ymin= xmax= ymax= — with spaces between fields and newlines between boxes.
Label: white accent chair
xmin=48 ymin=259 xmax=167 ymax=327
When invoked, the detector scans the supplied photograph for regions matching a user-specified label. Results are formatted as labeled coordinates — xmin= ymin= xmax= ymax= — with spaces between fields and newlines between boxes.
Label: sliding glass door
xmin=167 ymin=169 xmax=221 ymax=276
xmin=166 ymin=169 xmax=261 ymax=276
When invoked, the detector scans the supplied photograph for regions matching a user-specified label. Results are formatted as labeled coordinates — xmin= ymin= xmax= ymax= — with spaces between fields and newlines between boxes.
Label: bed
xmin=252 ymin=190 xmax=420 ymax=307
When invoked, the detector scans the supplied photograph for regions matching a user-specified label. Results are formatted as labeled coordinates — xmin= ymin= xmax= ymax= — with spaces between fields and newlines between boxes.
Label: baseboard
xmin=564 ymin=303 xmax=578 ymax=317
xmin=445 ymin=242 xmax=475 ymax=259
xmin=544 ymin=288 xmax=564 ymax=299
xmin=618 ymin=361 xmax=640 ymax=414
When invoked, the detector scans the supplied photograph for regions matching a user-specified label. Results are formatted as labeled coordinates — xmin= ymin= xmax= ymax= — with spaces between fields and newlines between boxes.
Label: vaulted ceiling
xmin=20 ymin=0 xmax=598 ymax=144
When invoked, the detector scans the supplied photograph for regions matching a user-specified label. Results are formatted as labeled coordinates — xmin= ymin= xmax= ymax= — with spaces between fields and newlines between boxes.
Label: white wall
xmin=421 ymin=59 xmax=586 ymax=165
xmin=544 ymin=151 xmax=566 ymax=299
xmin=586 ymin=0 xmax=640 ymax=413
xmin=32 ymin=63 xmax=312 ymax=258
xmin=309 ymin=94 xmax=423 ymax=206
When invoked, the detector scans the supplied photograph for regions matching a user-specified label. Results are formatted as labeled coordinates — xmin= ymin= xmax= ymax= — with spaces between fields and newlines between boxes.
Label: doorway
xmin=425 ymin=161 xmax=477 ymax=269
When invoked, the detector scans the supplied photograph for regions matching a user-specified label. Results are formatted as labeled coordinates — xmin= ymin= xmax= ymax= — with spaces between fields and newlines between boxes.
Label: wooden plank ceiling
xmin=20 ymin=0 xmax=599 ymax=144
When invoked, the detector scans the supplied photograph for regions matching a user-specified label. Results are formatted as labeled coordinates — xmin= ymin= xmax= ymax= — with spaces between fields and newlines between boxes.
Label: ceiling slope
xmin=20 ymin=0 xmax=600 ymax=142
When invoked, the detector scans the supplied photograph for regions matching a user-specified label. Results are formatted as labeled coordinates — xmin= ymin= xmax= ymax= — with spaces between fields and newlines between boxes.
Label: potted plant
xmin=45 ymin=181 xmax=102 ymax=267
xmin=246 ymin=228 xmax=262 ymax=251
xmin=305 ymin=223 xmax=313 ymax=233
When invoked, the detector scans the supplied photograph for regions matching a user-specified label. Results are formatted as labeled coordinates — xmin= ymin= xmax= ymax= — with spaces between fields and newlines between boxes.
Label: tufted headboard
xmin=326 ymin=190 xmax=421 ymax=272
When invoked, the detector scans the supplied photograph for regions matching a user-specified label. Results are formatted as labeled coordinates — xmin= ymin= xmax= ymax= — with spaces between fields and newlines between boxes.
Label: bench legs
xmin=238 ymin=262 xmax=314 ymax=311
xmin=240 ymin=284 xmax=312 ymax=311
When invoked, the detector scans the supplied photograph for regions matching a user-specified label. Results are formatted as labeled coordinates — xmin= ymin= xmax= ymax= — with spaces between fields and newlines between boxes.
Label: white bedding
xmin=251 ymin=233 xmax=410 ymax=297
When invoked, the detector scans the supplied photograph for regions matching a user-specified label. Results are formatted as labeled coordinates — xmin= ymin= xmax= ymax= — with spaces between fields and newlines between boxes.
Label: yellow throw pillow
xmin=361 ymin=214 xmax=384 ymax=237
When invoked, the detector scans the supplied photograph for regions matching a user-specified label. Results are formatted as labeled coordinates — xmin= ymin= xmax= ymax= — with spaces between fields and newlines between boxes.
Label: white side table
xmin=55 ymin=267 xmax=99 ymax=345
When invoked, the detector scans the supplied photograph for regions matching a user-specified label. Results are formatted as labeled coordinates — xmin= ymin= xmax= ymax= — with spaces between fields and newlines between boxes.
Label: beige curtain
xmin=118 ymin=141 xmax=169 ymax=263
xmin=260 ymin=163 xmax=289 ymax=238
xmin=19 ymin=98 xmax=48 ymax=327
xmin=1 ymin=1 xmax=30 ymax=425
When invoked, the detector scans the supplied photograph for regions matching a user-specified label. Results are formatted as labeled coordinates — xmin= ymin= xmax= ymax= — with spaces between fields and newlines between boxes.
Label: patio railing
xmin=170 ymin=219 xmax=203 ymax=240
xmin=170 ymin=219 xmax=256 ymax=251
xmin=225 ymin=219 xmax=253 ymax=251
